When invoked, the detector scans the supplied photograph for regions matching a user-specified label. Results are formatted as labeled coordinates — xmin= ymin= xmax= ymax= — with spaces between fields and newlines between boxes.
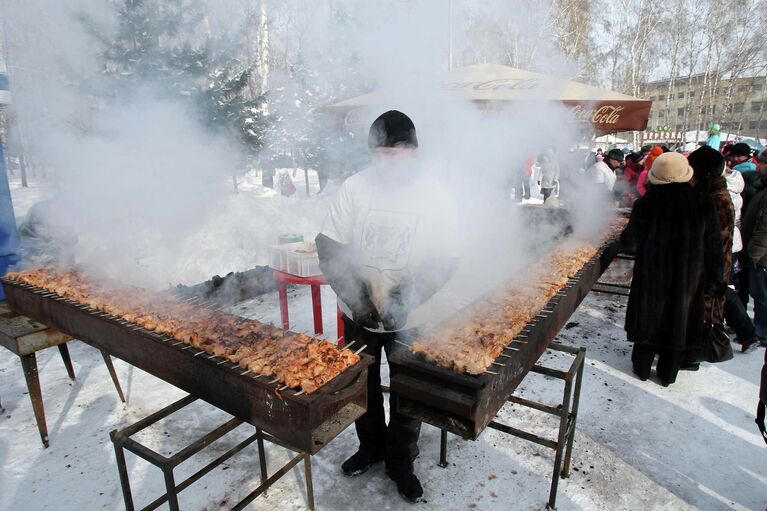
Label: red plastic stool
xmin=273 ymin=270 xmax=344 ymax=343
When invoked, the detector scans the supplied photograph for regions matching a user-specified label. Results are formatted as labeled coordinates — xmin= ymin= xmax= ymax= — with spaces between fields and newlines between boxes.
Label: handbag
xmin=701 ymin=315 xmax=733 ymax=364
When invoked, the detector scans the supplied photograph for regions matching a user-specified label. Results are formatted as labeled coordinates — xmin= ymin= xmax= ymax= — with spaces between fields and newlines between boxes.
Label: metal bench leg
xmin=101 ymin=350 xmax=126 ymax=403
xmin=20 ymin=353 xmax=49 ymax=448
xmin=57 ymin=343 xmax=76 ymax=381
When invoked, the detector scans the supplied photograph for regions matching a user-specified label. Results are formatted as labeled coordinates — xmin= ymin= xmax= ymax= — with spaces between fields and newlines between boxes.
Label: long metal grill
xmin=388 ymin=238 xmax=620 ymax=439
xmin=1 ymin=278 xmax=373 ymax=453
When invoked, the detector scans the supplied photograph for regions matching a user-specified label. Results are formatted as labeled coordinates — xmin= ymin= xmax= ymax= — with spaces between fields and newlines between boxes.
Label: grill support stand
xmin=437 ymin=343 xmax=586 ymax=510
xmin=110 ymin=394 xmax=316 ymax=511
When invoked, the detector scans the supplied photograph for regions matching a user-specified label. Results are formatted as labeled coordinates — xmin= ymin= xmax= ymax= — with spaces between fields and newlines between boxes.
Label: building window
xmin=676 ymin=124 xmax=683 ymax=130
xmin=677 ymin=92 xmax=684 ymax=99
xmin=738 ymin=85 xmax=749 ymax=93
xmin=689 ymin=91 xmax=695 ymax=98
xmin=752 ymin=101 xmax=764 ymax=112
xmin=750 ymin=121 xmax=758 ymax=130
xmin=650 ymin=96 xmax=656 ymax=101
xmin=677 ymin=107 xmax=684 ymax=116
xmin=658 ymin=111 xmax=665 ymax=118
xmin=734 ymin=102 xmax=744 ymax=113
xmin=761 ymin=120 xmax=767 ymax=130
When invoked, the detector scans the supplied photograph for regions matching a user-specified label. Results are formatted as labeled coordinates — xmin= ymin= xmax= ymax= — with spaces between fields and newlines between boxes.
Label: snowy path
xmin=1 ymin=284 xmax=765 ymax=511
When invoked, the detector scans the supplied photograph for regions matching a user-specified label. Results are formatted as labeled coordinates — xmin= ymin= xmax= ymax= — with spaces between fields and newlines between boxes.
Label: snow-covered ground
xmin=1 ymin=172 xmax=765 ymax=510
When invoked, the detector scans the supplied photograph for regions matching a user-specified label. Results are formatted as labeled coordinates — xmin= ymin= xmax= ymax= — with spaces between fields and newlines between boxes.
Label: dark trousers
xmin=541 ymin=187 xmax=554 ymax=201
xmin=724 ymin=286 xmax=756 ymax=341
xmin=343 ymin=315 xmax=421 ymax=472
xmin=750 ymin=265 xmax=767 ymax=339
xmin=736 ymin=255 xmax=750 ymax=308
xmin=631 ymin=344 xmax=684 ymax=384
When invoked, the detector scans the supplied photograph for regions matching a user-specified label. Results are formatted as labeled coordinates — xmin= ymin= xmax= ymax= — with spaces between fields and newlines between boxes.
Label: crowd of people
xmin=513 ymin=137 xmax=767 ymax=389
xmin=617 ymin=140 xmax=767 ymax=386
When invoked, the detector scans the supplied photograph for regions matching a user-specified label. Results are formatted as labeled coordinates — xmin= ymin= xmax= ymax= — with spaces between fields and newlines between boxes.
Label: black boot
xmin=386 ymin=467 xmax=424 ymax=503
xmin=342 ymin=450 xmax=383 ymax=477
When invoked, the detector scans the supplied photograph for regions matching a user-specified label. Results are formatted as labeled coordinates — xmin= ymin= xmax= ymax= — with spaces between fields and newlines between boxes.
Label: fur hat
xmin=729 ymin=142 xmax=752 ymax=158
xmin=368 ymin=110 xmax=418 ymax=149
xmin=648 ymin=152 xmax=693 ymax=185
xmin=688 ymin=145 xmax=726 ymax=182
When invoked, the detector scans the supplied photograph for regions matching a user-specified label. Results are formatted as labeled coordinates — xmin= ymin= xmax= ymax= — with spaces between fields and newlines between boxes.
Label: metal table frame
xmin=437 ymin=343 xmax=586 ymax=510
xmin=111 ymin=394 xmax=315 ymax=511
xmin=0 ymin=303 xmax=124 ymax=447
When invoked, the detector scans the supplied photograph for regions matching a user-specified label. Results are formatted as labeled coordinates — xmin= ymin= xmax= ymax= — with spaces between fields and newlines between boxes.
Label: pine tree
xmin=79 ymin=0 xmax=270 ymax=164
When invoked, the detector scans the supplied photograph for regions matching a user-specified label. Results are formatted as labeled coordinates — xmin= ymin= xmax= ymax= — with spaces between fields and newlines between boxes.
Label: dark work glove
xmin=380 ymin=285 xmax=409 ymax=331
xmin=353 ymin=303 xmax=382 ymax=330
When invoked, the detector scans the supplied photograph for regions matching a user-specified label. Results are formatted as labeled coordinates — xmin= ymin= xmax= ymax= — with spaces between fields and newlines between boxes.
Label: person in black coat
xmin=620 ymin=152 xmax=724 ymax=386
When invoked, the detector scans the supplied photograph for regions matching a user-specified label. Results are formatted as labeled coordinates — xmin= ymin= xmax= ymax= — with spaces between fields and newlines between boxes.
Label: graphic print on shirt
xmin=359 ymin=209 xmax=418 ymax=271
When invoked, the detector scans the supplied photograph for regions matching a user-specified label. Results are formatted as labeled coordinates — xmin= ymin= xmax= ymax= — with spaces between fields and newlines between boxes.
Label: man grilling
xmin=316 ymin=110 xmax=459 ymax=503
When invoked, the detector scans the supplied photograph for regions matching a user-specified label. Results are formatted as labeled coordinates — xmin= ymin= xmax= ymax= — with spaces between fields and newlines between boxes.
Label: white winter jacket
xmin=725 ymin=169 xmax=744 ymax=253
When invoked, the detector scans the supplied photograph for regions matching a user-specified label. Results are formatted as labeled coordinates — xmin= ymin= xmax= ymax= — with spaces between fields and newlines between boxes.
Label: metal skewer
xmin=268 ymin=377 xmax=280 ymax=384
xmin=394 ymin=339 xmax=409 ymax=348
xmin=294 ymin=390 xmax=305 ymax=396
xmin=485 ymin=370 xmax=498 ymax=375
xmin=354 ymin=345 xmax=367 ymax=355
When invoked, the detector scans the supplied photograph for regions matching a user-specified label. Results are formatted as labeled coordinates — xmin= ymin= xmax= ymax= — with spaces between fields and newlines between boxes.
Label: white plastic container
xmin=269 ymin=241 xmax=321 ymax=277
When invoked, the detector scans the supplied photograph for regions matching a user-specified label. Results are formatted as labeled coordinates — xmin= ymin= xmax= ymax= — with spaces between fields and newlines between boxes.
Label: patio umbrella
xmin=326 ymin=64 xmax=651 ymax=132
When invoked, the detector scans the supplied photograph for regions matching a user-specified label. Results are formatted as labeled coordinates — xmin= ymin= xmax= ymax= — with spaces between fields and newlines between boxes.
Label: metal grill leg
xmin=20 ymin=353 xmax=49 ymax=448
xmin=110 ymin=431 xmax=136 ymax=511
xmin=439 ymin=429 xmax=448 ymax=468
xmin=256 ymin=427 xmax=268 ymax=484
xmin=162 ymin=467 xmax=180 ymax=511
xmin=101 ymin=351 xmax=126 ymax=403
xmin=304 ymin=453 xmax=315 ymax=511
xmin=548 ymin=378 xmax=573 ymax=510
xmin=562 ymin=350 xmax=585 ymax=477
xmin=57 ymin=343 xmax=76 ymax=381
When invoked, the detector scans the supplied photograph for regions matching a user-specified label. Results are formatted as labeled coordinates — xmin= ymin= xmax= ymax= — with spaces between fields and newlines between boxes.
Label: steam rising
xmin=4 ymin=0 xmax=612 ymax=309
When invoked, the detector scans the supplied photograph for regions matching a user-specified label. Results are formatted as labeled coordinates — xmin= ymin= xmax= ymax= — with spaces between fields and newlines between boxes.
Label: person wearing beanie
xmin=636 ymin=146 xmax=664 ymax=196
xmin=316 ymin=110 xmax=459 ymax=503
xmin=621 ymin=152 xmax=725 ymax=386
xmin=729 ymin=143 xmax=757 ymax=174
xmin=740 ymin=148 xmax=767 ymax=347
xmin=689 ymin=147 xmax=760 ymax=353
xmin=587 ymin=147 xmax=623 ymax=191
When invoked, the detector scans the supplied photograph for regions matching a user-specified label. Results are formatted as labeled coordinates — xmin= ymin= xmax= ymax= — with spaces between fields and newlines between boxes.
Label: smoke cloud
xmin=3 ymin=0 xmax=613 ymax=307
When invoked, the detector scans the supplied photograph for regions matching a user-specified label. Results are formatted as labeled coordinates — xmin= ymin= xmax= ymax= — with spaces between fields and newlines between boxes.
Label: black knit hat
xmin=729 ymin=142 xmax=752 ymax=157
xmin=368 ymin=110 xmax=418 ymax=149
xmin=688 ymin=145 xmax=725 ymax=181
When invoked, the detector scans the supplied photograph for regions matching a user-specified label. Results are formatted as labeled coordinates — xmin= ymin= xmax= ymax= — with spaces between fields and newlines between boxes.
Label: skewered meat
xmin=5 ymin=268 xmax=359 ymax=393
xmin=411 ymin=221 xmax=625 ymax=376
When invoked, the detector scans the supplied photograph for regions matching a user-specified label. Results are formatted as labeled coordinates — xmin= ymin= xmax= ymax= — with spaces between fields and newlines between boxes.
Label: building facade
xmin=642 ymin=74 xmax=766 ymax=137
